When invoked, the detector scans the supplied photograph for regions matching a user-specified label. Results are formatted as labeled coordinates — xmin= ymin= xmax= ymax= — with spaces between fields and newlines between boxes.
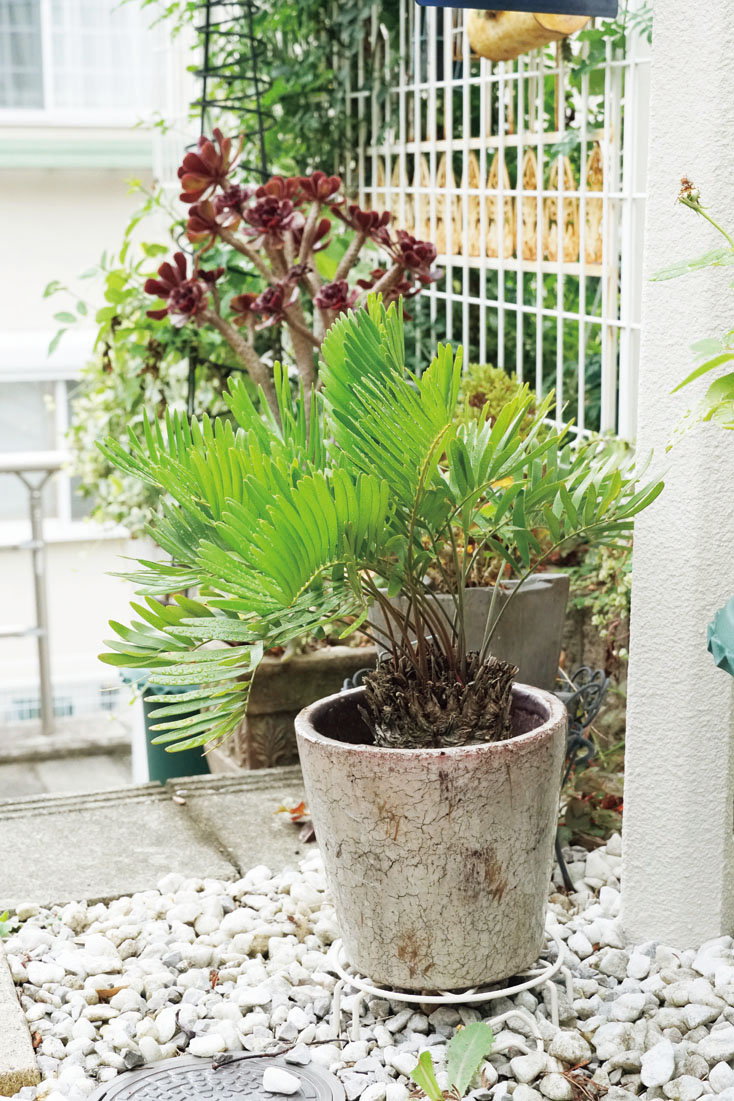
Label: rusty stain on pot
xmin=460 ymin=845 xmax=509 ymax=902
xmin=376 ymin=798 xmax=402 ymax=840
xmin=396 ymin=930 xmax=435 ymax=982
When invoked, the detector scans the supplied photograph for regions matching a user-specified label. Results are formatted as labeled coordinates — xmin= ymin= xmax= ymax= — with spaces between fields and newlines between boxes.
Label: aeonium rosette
xmin=143 ymin=129 xmax=443 ymax=416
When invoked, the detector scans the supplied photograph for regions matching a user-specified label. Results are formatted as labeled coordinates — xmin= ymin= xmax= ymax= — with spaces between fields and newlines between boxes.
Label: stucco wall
xmin=0 ymin=162 xmax=162 ymax=704
xmin=622 ymin=2 xmax=734 ymax=945
xmin=0 ymin=537 xmax=153 ymax=690
xmin=2 ymin=166 xmax=157 ymax=332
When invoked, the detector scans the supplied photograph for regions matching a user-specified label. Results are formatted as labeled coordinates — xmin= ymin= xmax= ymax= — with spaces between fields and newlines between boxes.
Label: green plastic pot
xmin=122 ymin=670 xmax=210 ymax=784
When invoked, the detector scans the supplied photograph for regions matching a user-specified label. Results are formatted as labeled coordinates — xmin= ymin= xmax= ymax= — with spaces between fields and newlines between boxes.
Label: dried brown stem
xmin=200 ymin=307 xmax=279 ymax=416
xmin=364 ymin=262 xmax=404 ymax=303
xmin=218 ymin=227 xmax=275 ymax=285
xmin=334 ymin=231 xmax=368 ymax=282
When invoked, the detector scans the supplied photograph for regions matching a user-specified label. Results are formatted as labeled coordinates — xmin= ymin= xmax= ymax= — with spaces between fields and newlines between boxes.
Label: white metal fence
xmin=346 ymin=3 xmax=651 ymax=440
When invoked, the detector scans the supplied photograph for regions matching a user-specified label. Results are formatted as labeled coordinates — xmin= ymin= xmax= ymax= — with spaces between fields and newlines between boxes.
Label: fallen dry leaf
xmin=96 ymin=986 xmax=126 ymax=1002
xmin=276 ymin=801 xmax=310 ymax=824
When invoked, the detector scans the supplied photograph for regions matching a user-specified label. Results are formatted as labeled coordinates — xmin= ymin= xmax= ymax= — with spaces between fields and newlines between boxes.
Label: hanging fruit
xmin=417 ymin=1 xmax=617 ymax=13
xmin=467 ymin=11 xmax=589 ymax=62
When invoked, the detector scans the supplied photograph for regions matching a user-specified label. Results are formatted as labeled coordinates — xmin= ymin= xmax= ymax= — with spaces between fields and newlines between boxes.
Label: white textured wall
xmin=622 ymin=2 xmax=734 ymax=945
xmin=0 ymin=538 xmax=150 ymax=689
xmin=0 ymin=165 xmax=161 ymax=698
xmin=1 ymin=168 xmax=155 ymax=332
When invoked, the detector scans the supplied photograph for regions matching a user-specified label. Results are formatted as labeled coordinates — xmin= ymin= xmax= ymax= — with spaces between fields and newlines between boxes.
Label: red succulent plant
xmin=230 ymin=292 xmax=258 ymax=327
xmin=334 ymin=203 xmax=392 ymax=240
xmin=252 ymin=282 xmax=299 ymax=328
xmin=315 ymin=281 xmax=358 ymax=314
xmin=178 ymin=129 xmax=243 ymax=205
xmin=388 ymin=231 xmax=442 ymax=284
xmin=213 ymin=184 xmax=255 ymax=227
xmin=298 ymin=171 xmax=342 ymax=203
xmin=144 ymin=253 xmax=209 ymax=327
xmin=256 ymin=176 xmax=304 ymax=204
xmin=186 ymin=200 xmax=222 ymax=247
xmin=243 ymin=196 xmax=305 ymax=248
xmin=145 ymin=130 xmax=441 ymax=415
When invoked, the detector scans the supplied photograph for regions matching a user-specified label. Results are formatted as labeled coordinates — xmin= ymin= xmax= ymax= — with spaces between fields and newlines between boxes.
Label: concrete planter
xmin=207 ymin=646 xmax=377 ymax=772
xmin=296 ymin=683 xmax=567 ymax=990
xmin=369 ymin=574 xmax=570 ymax=691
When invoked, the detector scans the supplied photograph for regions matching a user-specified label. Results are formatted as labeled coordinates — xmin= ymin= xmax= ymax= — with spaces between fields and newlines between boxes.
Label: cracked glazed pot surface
xmin=295 ymin=683 xmax=567 ymax=990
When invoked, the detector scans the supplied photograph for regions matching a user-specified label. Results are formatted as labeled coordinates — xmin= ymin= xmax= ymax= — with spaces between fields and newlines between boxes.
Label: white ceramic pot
xmin=295 ymin=683 xmax=567 ymax=990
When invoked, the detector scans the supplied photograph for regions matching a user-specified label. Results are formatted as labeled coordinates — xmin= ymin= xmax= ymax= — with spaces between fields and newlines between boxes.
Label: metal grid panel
xmin=347 ymin=4 xmax=651 ymax=440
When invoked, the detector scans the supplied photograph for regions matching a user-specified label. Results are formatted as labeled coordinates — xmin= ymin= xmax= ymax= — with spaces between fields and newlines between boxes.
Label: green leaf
xmin=447 ymin=1021 xmax=495 ymax=1096
xmin=409 ymin=1051 xmax=444 ymax=1101
xmin=48 ymin=329 xmax=67 ymax=356
xmin=54 ymin=311 xmax=77 ymax=324
xmin=651 ymin=247 xmax=734 ymax=282
xmin=672 ymin=352 xmax=734 ymax=392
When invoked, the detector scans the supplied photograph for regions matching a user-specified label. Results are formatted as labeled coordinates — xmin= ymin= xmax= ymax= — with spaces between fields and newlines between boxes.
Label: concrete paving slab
xmin=0 ymin=784 xmax=237 ymax=908
xmin=32 ymin=753 xmax=132 ymax=794
xmin=0 ymin=715 xmax=130 ymax=764
xmin=0 ymin=763 xmax=44 ymax=799
xmin=167 ymin=767 xmax=309 ymax=874
xmin=0 ymin=945 xmax=39 ymax=1096
xmin=1 ymin=767 xmax=308 ymax=909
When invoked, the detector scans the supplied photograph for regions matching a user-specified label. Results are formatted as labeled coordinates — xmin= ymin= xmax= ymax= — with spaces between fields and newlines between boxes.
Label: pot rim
xmin=295 ymin=681 xmax=567 ymax=758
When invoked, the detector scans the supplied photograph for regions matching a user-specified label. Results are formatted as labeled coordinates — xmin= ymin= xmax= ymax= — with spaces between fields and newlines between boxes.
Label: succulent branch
xmin=144 ymin=131 xmax=443 ymax=415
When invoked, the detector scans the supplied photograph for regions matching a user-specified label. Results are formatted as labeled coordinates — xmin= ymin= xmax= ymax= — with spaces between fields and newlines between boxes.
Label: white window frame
xmin=0 ymin=331 xmax=127 ymax=547
xmin=0 ymin=0 xmax=159 ymax=129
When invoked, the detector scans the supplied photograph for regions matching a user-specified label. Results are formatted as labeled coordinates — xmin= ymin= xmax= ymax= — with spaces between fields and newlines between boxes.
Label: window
xmin=0 ymin=334 xmax=100 ymax=542
xmin=0 ymin=379 xmax=58 ymax=521
xmin=0 ymin=1 xmax=42 ymax=108
xmin=0 ymin=0 xmax=154 ymax=121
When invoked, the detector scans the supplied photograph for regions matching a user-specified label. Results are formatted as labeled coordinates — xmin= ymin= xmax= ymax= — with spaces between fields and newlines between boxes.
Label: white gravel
xmin=5 ymin=836 xmax=734 ymax=1101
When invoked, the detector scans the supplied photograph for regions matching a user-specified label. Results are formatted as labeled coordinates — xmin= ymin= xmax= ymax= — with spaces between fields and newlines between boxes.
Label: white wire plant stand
xmin=331 ymin=926 xmax=574 ymax=1044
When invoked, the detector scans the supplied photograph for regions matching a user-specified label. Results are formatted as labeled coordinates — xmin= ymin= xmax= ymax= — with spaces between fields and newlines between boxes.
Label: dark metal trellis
xmin=187 ymin=0 xmax=275 ymax=417
xmin=193 ymin=0 xmax=272 ymax=176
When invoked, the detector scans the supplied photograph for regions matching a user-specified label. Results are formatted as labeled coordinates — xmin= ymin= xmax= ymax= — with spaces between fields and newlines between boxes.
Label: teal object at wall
xmin=708 ymin=596 xmax=734 ymax=678
xmin=121 ymin=670 xmax=210 ymax=783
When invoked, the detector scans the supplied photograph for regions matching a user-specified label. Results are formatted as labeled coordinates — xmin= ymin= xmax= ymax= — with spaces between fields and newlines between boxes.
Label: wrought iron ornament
xmin=87 ymin=1055 xmax=345 ymax=1101
xmin=416 ymin=0 xmax=618 ymax=15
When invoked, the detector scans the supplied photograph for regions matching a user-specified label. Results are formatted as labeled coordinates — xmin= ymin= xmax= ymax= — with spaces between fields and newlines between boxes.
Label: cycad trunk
xmin=362 ymin=649 xmax=517 ymax=749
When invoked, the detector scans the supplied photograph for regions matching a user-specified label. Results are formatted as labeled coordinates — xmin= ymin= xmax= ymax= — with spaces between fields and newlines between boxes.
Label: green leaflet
xmin=651 ymin=247 xmax=734 ymax=282
xmin=409 ymin=1051 xmax=444 ymax=1101
xmin=447 ymin=1021 xmax=495 ymax=1096
xmin=410 ymin=1022 xmax=494 ymax=1101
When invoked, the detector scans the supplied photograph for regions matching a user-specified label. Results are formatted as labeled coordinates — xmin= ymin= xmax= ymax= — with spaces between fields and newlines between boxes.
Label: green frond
xmin=101 ymin=299 xmax=664 ymax=752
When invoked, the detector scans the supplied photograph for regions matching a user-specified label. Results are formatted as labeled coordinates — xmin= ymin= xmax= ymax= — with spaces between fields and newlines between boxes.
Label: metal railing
xmin=0 ymin=451 xmax=65 ymax=736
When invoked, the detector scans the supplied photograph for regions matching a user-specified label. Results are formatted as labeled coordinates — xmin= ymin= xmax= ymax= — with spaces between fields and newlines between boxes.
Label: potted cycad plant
xmin=100 ymin=298 xmax=662 ymax=989
xmin=369 ymin=362 xmax=570 ymax=691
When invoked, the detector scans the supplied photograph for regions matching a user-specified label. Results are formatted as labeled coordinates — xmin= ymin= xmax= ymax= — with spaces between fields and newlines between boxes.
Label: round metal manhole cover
xmin=88 ymin=1055 xmax=346 ymax=1101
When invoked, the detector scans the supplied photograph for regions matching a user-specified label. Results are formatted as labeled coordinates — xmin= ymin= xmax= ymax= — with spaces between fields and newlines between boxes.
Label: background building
xmin=0 ymin=0 xmax=187 ymax=725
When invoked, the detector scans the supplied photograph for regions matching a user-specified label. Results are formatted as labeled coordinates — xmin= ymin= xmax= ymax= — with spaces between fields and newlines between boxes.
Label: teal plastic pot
xmin=122 ymin=671 xmax=210 ymax=784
